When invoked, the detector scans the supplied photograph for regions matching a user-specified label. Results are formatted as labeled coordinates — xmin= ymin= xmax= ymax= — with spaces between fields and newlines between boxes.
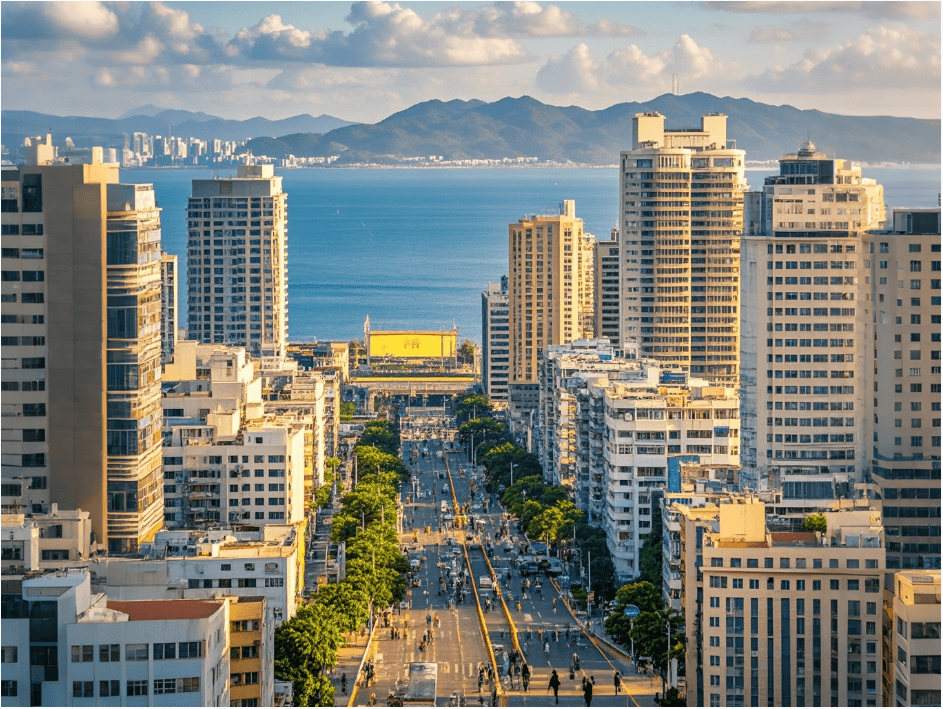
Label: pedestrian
xmin=547 ymin=669 xmax=561 ymax=705
xmin=613 ymin=671 xmax=621 ymax=695
xmin=341 ymin=673 xmax=347 ymax=695
xmin=521 ymin=663 xmax=530 ymax=693
xmin=583 ymin=676 xmax=594 ymax=706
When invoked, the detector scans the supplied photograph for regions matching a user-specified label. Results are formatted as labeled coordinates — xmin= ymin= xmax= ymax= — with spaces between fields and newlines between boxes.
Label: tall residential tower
xmin=1 ymin=149 xmax=164 ymax=552
xmin=619 ymin=113 xmax=744 ymax=386
xmin=186 ymin=165 xmax=287 ymax=359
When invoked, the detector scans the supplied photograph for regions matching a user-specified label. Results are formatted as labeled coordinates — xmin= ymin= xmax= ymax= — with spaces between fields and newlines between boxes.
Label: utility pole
xmin=510 ymin=461 xmax=515 ymax=486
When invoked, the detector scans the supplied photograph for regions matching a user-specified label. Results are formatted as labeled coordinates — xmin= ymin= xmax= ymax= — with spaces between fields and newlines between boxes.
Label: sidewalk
xmin=328 ymin=627 xmax=375 ymax=707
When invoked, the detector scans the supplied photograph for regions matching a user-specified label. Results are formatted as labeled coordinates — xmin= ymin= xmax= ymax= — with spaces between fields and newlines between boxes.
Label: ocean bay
xmin=123 ymin=164 xmax=941 ymax=343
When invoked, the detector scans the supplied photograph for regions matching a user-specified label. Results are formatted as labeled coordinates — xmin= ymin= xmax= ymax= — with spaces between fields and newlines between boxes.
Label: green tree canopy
xmin=455 ymin=393 xmax=492 ymax=424
xmin=803 ymin=513 xmax=827 ymax=533
xmin=314 ymin=581 xmax=370 ymax=634
xmin=274 ymin=603 xmax=344 ymax=706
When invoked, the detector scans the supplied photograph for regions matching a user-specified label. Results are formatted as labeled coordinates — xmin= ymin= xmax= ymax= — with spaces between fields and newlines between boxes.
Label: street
xmin=351 ymin=421 xmax=657 ymax=707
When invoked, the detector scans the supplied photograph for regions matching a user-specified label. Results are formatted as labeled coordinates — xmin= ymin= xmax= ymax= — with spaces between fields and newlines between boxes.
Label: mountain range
xmin=2 ymin=94 xmax=939 ymax=164
xmin=1 ymin=108 xmax=357 ymax=146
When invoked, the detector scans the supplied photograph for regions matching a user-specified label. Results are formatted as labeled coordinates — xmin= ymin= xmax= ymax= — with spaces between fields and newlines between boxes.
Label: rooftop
xmin=106 ymin=599 xmax=224 ymax=621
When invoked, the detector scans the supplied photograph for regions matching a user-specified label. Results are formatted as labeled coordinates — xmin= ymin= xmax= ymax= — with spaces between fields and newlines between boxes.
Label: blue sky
xmin=2 ymin=1 xmax=939 ymax=122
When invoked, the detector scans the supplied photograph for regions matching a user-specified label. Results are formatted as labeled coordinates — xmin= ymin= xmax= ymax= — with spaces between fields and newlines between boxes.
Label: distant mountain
xmin=1 ymin=109 xmax=358 ymax=146
xmin=2 ymin=94 xmax=938 ymax=165
xmin=242 ymin=93 xmax=940 ymax=165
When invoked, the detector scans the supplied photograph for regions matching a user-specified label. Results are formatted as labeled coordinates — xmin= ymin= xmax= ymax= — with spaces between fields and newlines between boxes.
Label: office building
xmin=594 ymin=228 xmax=620 ymax=345
xmin=672 ymin=497 xmax=885 ymax=707
xmin=885 ymin=570 xmax=941 ymax=707
xmin=741 ymin=142 xmax=886 ymax=500
xmin=1 ymin=151 xmax=165 ymax=554
xmin=864 ymin=208 xmax=942 ymax=571
xmin=619 ymin=114 xmax=744 ymax=386
xmin=186 ymin=165 xmax=287 ymax=359
xmin=508 ymin=200 xmax=593 ymax=428
xmin=481 ymin=277 xmax=510 ymax=404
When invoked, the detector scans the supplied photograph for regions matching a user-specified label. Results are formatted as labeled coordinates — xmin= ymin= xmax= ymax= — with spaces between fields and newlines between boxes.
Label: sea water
xmin=122 ymin=165 xmax=941 ymax=343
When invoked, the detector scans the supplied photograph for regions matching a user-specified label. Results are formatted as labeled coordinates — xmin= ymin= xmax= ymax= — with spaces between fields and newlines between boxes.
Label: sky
xmin=2 ymin=1 xmax=939 ymax=123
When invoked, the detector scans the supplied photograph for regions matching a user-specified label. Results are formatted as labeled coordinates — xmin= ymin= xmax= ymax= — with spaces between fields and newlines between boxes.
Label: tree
xmin=803 ymin=513 xmax=827 ymax=533
xmin=615 ymin=581 xmax=663 ymax=614
xmin=358 ymin=421 xmax=399 ymax=456
xmin=458 ymin=340 xmax=476 ymax=365
xmin=274 ymin=604 xmax=343 ymax=706
xmin=638 ymin=504 xmax=663 ymax=585
xmin=629 ymin=608 xmax=684 ymax=670
xmin=455 ymin=393 xmax=491 ymax=424
xmin=340 ymin=401 xmax=355 ymax=419
xmin=315 ymin=581 xmax=370 ymax=634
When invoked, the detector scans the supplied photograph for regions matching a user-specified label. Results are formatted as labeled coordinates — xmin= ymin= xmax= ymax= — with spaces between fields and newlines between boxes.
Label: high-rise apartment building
xmin=864 ymin=208 xmax=941 ymax=571
xmin=741 ymin=142 xmax=886 ymax=501
xmin=481 ymin=277 xmax=510 ymax=404
xmin=620 ymin=114 xmax=744 ymax=386
xmin=160 ymin=253 xmax=178 ymax=365
xmin=186 ymin=165 xmax=287 ymax=359
xmin=594 ymin=228 xmax=620 ymax=345
xmin=671 ymin=497 xmax=885 ymax=708
xmin=1 ymin=154 xmax=164 ymax=553
xmin=508 ymin=200 xmax=592 ymax=427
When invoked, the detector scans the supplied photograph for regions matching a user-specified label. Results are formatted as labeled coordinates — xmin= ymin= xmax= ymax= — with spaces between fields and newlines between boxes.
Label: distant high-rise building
xmin=186 ymin=165 xmax=287 ymax=359
xmin=864 ymin=208 xmax=941 ymax=571
xmin=160 ymin=253 xmax=178 ymax=365
xmin=619 ymin=113 xmax=744 ymax=386
xmin=508 ymin=200 xmax=593 ymax=430
xmin=740 ymin=142 xmax=886 ymax=500
xmin=481 ymin=277 xmax=510 ymax=404
xmin=594 ymin=227 xmax=620 ymax=345
xmin=1 ymin=155 xmax=164 ymax=553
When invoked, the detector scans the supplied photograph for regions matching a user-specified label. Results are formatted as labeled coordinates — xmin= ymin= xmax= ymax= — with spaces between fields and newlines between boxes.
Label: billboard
xmin=368 ymin=331 xmax=456 ymax=360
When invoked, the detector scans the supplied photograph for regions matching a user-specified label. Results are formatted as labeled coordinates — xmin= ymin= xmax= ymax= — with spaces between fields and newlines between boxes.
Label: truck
xmin=403 ymin=662 xmax=437 ymax=706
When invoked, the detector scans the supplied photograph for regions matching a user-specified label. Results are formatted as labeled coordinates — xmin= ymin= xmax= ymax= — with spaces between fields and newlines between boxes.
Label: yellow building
xmin=229 ymin=595 xmax=274 ymax=707
xmin=508 ymin=200 xmax=593 ymax=424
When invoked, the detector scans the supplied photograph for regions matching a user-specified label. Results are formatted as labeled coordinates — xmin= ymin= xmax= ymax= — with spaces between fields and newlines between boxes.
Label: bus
xmin=403 ymin=662 xmax=437 ymax=705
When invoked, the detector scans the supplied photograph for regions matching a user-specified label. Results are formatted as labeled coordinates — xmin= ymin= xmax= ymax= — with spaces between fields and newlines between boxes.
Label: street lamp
xmin=509 ymin=461 xmax=515 ymax=487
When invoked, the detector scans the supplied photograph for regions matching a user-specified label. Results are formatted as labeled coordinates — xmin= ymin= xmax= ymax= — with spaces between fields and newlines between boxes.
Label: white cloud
xmin=536 ymin=35 xmax=731 ymax=95
xmin=745 ymin=25 xmax=941 ymax=92
xmin=749 ymin=18 xmax=830 ymax=43
xmin=701 ymin=2 xmax=940 ymax=20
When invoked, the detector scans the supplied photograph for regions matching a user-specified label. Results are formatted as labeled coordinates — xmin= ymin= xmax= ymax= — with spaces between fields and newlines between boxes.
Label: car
xmin=519 ymin=562 xmax=539 ymax=576
xmin=538 ymin=558 xmax=565 ymax=576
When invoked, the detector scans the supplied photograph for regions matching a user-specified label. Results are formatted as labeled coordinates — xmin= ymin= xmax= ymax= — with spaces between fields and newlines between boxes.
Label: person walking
xmin=547 ymin=669 xmax=561 ymax=705
xmin=613 ymin=671 xmax=621 ymax=695
xmin=521 ymin=663 xmax=531 ymax=693
xmin=583 ymin=676 xmax=594 ymax=706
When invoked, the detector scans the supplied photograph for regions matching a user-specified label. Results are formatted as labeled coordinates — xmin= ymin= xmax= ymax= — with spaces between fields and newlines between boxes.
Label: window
xmin=72 ymin=681 xmax=94 ymax=698
xmin=127 ymin=680 xmax=148 ymax=696
xmin=99 ymin=680 xmax=120 ymax=697
xmin=178 ymin=641 xmax=203 ymax=658
xmin=99 ymin=644 xmax=119 ymax=662
xmin=126 ymin=643 xmax=148 ymax=661
xmin=154 ymin=642 xmax=176 ymax=660
xmin=0 ymin=681 xmax=15 ymax=697
xmin=0 ymin=647 xmax=16 ymax=663
xmin=70 ymin=645 xmax=94 ymax=662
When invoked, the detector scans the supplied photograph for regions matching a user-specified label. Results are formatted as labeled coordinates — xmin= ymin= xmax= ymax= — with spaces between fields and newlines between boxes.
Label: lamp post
xmin=509 ymin=461 xmax=515 ymax=487
xmin=664 ymin=618 xmax=671 ymax=698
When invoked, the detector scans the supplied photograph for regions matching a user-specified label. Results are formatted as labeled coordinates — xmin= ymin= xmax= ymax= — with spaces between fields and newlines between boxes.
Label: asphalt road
xmin=364 ymin=430 xmax=657 ymax=707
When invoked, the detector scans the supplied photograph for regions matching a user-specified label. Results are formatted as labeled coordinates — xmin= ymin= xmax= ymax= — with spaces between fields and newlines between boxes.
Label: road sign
xmin=624 ymin=604 xmax=641 ymax=619
xmin=587 ymin=592 xmax=595 ymax=603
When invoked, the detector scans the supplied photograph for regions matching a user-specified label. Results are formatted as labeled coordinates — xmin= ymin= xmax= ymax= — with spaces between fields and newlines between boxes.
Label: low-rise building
xmin=0 ymin=507 xmax=91 ymax=574
xmin=0 ymin=569 xmax=232 ymax=707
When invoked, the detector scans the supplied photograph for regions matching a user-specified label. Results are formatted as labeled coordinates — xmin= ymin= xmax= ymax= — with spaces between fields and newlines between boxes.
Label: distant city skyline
xmin=1 ymin=1 xmax=939 ymax=124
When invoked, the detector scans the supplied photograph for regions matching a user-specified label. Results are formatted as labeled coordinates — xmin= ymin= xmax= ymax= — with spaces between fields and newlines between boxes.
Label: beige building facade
xmin=740 ymin=143 xmax=886 ymax=499
xmin=2 ymin=154 xmax=165 ymax=553
xmin=508 ymin=200 xmax=593 ymax=425
xmin=885 ymin=570 xmax=941 ymax=707
xmin=674 ymin=497 xmax=885 ymax=707
xmin=620 ymin=113 xmax=744 ymax=386
xmin=864 ymin=209 xmax=941 ymax=572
